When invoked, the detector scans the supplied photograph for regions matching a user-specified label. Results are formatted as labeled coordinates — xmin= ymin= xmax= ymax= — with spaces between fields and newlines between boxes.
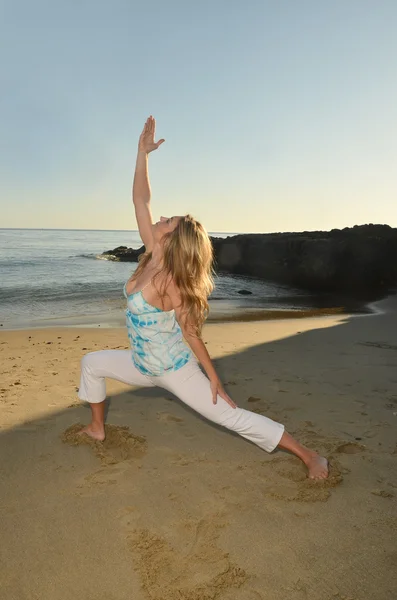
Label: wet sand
xmin=0 ymin=297 xmax=396 ymax=599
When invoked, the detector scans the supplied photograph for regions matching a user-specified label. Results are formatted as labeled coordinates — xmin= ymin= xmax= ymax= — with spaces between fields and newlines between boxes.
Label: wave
xmin=75 ymin=253 xmax=138 ymax=262
xmin=95 ymin=254 xmax=120 ymax=261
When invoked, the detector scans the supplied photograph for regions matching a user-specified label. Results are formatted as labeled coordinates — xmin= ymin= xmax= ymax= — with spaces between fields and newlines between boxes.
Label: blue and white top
xmin=124 ymin=282 xmax=193 ymax=376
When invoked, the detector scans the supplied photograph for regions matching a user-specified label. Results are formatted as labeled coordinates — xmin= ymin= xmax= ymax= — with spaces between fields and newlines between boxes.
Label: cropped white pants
xmin=78 ymin=350 xmax=285 ymax=453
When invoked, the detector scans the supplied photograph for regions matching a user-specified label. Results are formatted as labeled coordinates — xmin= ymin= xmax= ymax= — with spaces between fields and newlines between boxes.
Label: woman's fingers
xmin=211 ymin=384 xmax=237 ymax=409
xmin=218 ymin=389 xmax=237 ymax=409
xmin=227 ymin=397 xmax=237 ymax=409
xmin=141 ymin=117 xmax=151 ymax=136
xmin=210 ymin=380 xmax=237 ymax=409
xmin=142 ymin=116 xmax=159 ymax=142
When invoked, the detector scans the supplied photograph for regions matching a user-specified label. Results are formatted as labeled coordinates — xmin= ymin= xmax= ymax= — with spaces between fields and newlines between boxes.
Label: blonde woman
xmin=78 ymin=116 xmax=329 ymax=480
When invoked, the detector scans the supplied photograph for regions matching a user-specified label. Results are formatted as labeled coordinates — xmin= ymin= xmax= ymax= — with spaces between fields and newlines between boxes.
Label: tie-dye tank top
xmin=123 ymin=281 xmax=193 ymax=376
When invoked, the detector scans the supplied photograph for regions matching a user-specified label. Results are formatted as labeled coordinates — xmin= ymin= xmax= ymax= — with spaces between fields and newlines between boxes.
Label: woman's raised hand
xmin=138 ymin=116 xmax=165 ymax=154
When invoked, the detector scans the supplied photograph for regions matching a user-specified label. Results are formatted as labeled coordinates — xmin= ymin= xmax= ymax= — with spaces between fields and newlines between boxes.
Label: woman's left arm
xmin=184 ymin=332 xmax=236 ymax=409
xmin=168 ymin=286 xmax=236 ymax=409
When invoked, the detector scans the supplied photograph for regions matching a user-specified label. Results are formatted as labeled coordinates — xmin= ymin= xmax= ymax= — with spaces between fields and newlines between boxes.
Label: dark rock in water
xmin=237 ymin=289 xmax=252 ymax=295
xmin=102 ymin=245 xmax=145 ymax=262
xmin=102 ymin=224 xmax=397 ymax=294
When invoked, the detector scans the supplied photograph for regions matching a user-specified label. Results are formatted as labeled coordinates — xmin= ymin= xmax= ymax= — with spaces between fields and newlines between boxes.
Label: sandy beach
xmin=1 ymin=298 xmax=396 ymax=600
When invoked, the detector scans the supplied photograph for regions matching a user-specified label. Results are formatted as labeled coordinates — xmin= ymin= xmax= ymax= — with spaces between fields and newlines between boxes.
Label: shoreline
xmin=0 ymin=305 xmax=360 ymax=331
xmin=0 ymin=294 xmax=384 ymax=332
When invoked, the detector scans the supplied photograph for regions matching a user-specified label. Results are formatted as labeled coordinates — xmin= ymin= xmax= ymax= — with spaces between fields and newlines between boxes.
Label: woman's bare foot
xmin=304 ymin=453 xmax=329 ymax=480
xmin=77 ymin=423 xmax=105 ymax=442
xmin=277 ymin=431 xmax=329 ymax=480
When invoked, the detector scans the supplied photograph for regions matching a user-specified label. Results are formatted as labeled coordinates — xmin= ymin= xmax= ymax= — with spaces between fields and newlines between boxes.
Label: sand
xmin=0 ymin=298 xmax=396 ymax=600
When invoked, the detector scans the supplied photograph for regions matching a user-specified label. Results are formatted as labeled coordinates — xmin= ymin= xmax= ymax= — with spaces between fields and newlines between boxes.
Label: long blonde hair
xmin=133 ymin=214 xmax=214 ymax=334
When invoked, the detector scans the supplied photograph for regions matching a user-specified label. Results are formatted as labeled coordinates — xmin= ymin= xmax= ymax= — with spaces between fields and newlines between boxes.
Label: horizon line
xmin=0 ymin=223 xmax=394 ymax=234
xmin=0 ymin=227 xmax=245 ymax=234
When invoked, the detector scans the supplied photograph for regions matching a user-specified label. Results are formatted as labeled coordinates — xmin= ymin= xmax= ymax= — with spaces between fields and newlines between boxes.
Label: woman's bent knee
xmin=81 ymin=353 xmax=92 ymax=370
xmin=80 ymin=351 xmax=106 ymax=371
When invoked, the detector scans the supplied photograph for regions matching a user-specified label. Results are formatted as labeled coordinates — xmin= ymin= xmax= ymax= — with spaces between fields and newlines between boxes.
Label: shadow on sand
xmin=1 ymin=301 xmax=396 ymax=599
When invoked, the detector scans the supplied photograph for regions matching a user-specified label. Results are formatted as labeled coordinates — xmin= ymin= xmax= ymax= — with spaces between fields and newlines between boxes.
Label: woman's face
xmin=152 ymin=216 xmax=181 ymax=242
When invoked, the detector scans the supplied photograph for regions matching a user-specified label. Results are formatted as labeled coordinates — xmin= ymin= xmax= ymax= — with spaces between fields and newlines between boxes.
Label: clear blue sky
xmin=1 ymin=0 xmax=396 ymax=233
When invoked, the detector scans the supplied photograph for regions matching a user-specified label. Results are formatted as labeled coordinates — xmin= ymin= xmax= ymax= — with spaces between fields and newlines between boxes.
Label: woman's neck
xmin=150 ymin=243 xmax=164 ymax=269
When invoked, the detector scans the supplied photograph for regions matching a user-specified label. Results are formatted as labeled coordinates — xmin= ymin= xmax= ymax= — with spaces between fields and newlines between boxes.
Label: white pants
xmin=78 ymin=351 xmax=285 ymax=453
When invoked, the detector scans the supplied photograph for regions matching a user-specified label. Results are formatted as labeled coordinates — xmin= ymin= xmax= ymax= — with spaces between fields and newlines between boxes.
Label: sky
xmin=0 ymin=0 xmax=396 ymax=233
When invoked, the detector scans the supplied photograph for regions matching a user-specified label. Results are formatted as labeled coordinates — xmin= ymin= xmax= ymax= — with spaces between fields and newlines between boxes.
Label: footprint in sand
xmin=156 ymin=412 xmax=184 ymax=424
xmin=260 ymin=456 xmax=344 ymax=503
xmin=335 ymin=442 xmax=366 ymax=454
xmin=246 ymin=397 xmax=272 ymax=412
xmin=127 ymin=514 xmax=248 ymax=600
xmin=61 ymin=423 xmax=147 ymax=465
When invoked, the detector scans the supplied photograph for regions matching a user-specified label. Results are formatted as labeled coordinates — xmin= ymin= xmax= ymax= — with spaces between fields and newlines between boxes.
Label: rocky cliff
xmin=102 ymin=224 xmax=397 ymax=294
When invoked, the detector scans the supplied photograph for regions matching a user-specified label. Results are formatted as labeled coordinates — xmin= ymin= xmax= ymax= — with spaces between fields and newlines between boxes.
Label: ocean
xmin=0 ymin=228 xmax=320 ymax=330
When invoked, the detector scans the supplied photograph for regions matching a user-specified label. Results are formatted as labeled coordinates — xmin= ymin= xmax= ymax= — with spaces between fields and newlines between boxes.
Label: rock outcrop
xmin=102 ymin=245 xmax=144 ymax=262
xmin=102 ymin=224 xmax=397 ymax=294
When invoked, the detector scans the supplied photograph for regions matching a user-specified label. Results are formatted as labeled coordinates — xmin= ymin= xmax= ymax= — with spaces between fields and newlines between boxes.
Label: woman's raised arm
xmin=132 ymin=116 xmax=165 ymax=252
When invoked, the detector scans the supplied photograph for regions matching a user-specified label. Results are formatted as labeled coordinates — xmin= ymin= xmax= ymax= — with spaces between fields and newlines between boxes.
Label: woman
xmin=78 ymin=116 xmax=329 ymax=480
